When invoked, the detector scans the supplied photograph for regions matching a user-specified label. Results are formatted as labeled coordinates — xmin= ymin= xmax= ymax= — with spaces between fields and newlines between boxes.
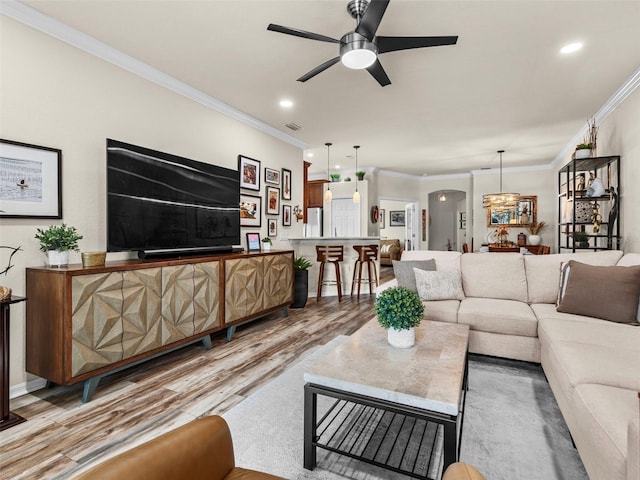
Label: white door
xmin=405 ymin=202 xmax=419 ymax=250
xmin=331 ymin=198 xmax=360 ymax=237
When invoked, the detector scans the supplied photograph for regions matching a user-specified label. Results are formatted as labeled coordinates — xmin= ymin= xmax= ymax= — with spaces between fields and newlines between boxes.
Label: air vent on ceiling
xmin=284 ymin=122 xmax=302 ymax=131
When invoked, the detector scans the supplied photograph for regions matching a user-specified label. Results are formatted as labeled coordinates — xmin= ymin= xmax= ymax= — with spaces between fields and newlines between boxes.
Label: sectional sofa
xmin=379 ymin=249 xmax=640 ymax=480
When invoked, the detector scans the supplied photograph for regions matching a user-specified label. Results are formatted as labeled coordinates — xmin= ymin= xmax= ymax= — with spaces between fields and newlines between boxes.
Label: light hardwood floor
xmin=1 ymin=274 xmax=393 ymax=479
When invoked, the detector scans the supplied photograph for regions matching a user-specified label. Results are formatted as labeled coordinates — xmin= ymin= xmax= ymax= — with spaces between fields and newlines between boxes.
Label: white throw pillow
xmin=381 ymin=244 xmax=390 ymax=254
xmin=414 ymin=268 xmax=464 ymax=301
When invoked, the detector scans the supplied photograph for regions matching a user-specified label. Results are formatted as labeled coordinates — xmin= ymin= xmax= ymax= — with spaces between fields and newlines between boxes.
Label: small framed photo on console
xmin=246 ymin=232 xmax=261 ymax=251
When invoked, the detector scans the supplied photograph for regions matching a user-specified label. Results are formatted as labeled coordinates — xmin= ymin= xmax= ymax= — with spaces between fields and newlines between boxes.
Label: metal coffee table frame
xmin=304 ymin=351 xmax=468 ymax=479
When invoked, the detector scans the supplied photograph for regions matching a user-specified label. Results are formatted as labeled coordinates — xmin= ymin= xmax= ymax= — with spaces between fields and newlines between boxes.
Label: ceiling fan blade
xmin=355 ymin=0 xmax=390 ymax=41
xmin=366 ymin=59 xmax=391 ymax=87
xmin=267 ymin=24 xmax=340 ymax=44
xmin=376 ymin=35 xmax=458 ymax=54
xmin=297 ymin=57 xmax=341 ymax=82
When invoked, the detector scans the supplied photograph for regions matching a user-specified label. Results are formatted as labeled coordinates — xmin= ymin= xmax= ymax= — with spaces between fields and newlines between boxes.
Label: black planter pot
xmin=291 ymin=269 xmax=309 ymax=308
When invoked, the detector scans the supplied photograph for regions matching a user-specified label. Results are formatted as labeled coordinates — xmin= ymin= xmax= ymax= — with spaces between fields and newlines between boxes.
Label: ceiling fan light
xmin=342 ymin=47 xmax=377 ymax=69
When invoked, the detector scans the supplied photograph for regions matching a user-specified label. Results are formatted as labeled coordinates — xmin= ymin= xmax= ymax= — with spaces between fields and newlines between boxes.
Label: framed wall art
xmin=240 ymin=193 xmax=261 ymax=227
xmin=379 ymin=208 xmax=385 ymax=228
xmin=282 ymin=204 xmax=291 ymax=226
xmin=0 ymin=139 xmax=62 ymax=218
xmin=238 ymin=155 xmax=260 ymax=190
xmin=246 ymin=232 xmax=261 ymax=251
xmin=281 ymin=168 xmax=292 ymax=200
xmin=389 ymin=210 xmax=405 ymax=227
xmin=264 ymin=167 xmax=280 ymax=185
xmin=268 ymin=218 xmax=277 ymax=237
xmin=266 ymin=186 xmax=280 ymax=215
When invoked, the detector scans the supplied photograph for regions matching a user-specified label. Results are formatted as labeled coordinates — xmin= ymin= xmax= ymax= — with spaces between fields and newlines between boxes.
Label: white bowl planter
xmin=387 ymin=327 xmax=415 ymax=348
xmin=48 ymin=250 xmax=69 ymax=267
xmin=575 ymin=149 xmax=591 ymax=159
xmin=528 ymin=235 xmax=541 ymax=246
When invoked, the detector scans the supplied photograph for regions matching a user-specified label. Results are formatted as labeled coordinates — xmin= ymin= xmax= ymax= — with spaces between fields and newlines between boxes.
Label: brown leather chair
xmin=74 ymin=416 xmax=285 ymax=480
xmin=443 ymin=462 xmax=486 ymax=480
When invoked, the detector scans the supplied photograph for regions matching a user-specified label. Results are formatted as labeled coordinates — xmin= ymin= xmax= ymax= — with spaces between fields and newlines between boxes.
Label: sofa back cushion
xmin=525 ymin=250 xmax=624 ymax=304
xmin=400 ymin=250 xmax=462 ymax=273
xmin=461 ymin=253 xmax=528 ymax=302
xmin=392 ymin=259 xmax=436 ymax=293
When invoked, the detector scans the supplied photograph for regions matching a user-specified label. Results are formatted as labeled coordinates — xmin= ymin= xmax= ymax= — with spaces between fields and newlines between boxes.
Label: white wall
xmin=0 ymin=18 xmax=303 ymax=392
xmin=379 ymin=199 xmax=407 ymax=242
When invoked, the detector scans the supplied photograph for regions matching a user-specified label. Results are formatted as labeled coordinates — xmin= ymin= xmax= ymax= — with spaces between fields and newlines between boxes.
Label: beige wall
xmin=0 ymin=18 xmax=303 ymax=392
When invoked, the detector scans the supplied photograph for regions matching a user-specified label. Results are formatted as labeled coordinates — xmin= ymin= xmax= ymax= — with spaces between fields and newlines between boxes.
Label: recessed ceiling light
xmin=279 ymin=99 xmax=294 ymax=108
xmin=560 ymin=42 xmax=583 ymax=54
xmin=307 ymin=152 xmax=314 ymax=158
xmin=335 ymin=164 xmax=341 ymax=169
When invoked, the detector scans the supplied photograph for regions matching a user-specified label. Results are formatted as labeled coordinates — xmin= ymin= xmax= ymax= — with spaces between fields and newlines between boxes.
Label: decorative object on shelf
xmin=517 ymin=232 xmax=527 ymax=247
xmin=356 ymin=171 xmax=365 ymax=181
xmin=0 ymin=286 xmax=11 ymax=300
xmin=282 ymin=205 xmax=292 ymax=226
xmin=0 ymin=139 xmax=62 ymax=219
xmin=483 ymin=150 xmax=520 ymax=209
xmin=35 ymin=224 xmax=83 ymax=267
xmin=576 ymin=173 xmax=586 ymax=192
xmin=0 ymin=245 xmax=22 ymax=276
xmin=238 ymin=155 xmax=261 ymax=191
xmin=330 ymin=173 xmax=341 ymax=182
xmin=606 ymin=187 xmax=619 ymax=249
xmin=574 ymin=201 xmax=592 ymax=223
xmin=526 ymin=221 xmax=547 ymax=246
xmin=343 ymin=177 xmax=351 ymax=182
xmin=81 ymin=251 xmax=106 ymax=268
xmin=267 ymin=218 xmax=278 ymax=238
xmin=371 ymin=205 xmax=379 ymax=223
xmin=282 ymin=168 xmax=292 ymax=200
xmin=375 ymin=286 xmax=424 ymax=349
xmin=324 ymin=143 xmax=333 ymax=202
xmin=291 ymin=256 xmax=312 ymax=309
xmin=352 ymin=146 xmax=361 ymax=203
xmin=586 ymin=173 xmax=605 ymax=197
xmin=495 ymin=225 xmax=509 ymax=245
xmin=572 ymin=230 xmax=590 ymax=248
xmin=590 ymin=202 xmax=603 ymax=233
xmin=265 ymin=186 xmax=280 ymax=215
xmin=261 ymin=236 xmax=272 ymax=251
xmin=264 ymin=167 xmax=280 ymax=185
xmin=574 ymin=143 xmax=593 ymax=159
xmin=246 ymin=232 xmax=261 ymax=251
xmin=240 ymin=193 xmax=262 ymax=227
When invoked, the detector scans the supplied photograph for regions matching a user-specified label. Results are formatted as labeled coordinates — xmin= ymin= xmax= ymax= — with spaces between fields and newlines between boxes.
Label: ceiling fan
xmin=267 ymin=0 xmax=458 ymax=87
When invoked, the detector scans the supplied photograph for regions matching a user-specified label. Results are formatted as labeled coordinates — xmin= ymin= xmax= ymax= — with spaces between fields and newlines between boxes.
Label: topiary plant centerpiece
xmin=375 ymin=286 xmax=424 ymax=348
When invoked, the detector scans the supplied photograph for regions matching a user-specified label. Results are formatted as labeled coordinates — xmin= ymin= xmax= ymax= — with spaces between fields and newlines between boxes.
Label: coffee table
xmin=303 ymin=319 xmax=469 ymax=479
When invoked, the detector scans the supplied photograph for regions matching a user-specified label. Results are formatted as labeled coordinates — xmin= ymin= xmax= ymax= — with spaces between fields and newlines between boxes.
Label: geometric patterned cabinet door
xmin=122 ymin=268 xmax=162 ymax=359
xmin=263 ymin=253 xmax=293 ymax=309
xmin=193 ymin=261 xmax=220 ymax=334
xmin=162 ymin=265 xmax=196 ymax=343
xmin=225 ymin=256 xmax=265 ymax=324
xmin=71 ymin=272 xmax=124 ymax=376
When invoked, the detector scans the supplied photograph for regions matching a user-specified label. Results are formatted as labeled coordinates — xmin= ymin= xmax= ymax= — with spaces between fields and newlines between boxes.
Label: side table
xmin=1 ymin=296 xmax=27 ymax=431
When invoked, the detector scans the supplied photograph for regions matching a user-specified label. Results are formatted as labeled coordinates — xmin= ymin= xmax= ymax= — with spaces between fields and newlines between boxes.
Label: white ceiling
xmin=13 ymin=0 xmax=640 ymax=176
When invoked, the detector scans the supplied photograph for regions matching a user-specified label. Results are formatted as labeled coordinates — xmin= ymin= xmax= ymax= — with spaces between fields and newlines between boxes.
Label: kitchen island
xmin=288 ymin=237 xmax=380 ymax=299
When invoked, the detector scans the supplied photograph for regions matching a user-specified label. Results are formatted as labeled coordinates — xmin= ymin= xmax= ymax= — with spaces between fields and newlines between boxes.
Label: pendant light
xmin=482 ymin=150 xmax=520 ymax=209
xmin=352 ymin=145 xmax=360 ymax=203
xmin=324 ymin=142 xmax=333 ymax=202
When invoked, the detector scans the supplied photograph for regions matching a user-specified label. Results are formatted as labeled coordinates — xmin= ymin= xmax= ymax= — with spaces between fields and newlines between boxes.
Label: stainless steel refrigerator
xmin=306 ymin=207 xmax=323 ymax=237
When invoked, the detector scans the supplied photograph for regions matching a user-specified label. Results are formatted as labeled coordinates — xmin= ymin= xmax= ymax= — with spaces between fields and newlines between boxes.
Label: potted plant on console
xmin=291 ymin=256 xmax=312 ymax=309
xmin=526 ymin=221 xmax=547 ymax=246
xmin=375 ymin=286 xmax=424 ymax=348
xmin=35 ymin=224 xmax=83 ymax=267
xmin=261 ymin=236 xmax=272 ymax=251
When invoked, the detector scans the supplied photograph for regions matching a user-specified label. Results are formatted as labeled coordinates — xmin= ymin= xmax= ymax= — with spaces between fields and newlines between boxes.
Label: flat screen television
xmin=107 ymin=139 xmax=240 ymax=258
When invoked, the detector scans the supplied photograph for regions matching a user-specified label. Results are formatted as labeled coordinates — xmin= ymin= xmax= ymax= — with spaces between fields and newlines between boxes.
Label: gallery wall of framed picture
xmin=238 ymin=154 xmax=294 ymax=239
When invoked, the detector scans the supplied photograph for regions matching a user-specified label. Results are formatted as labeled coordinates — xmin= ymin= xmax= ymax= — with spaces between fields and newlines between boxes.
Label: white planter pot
xmin=262 ymin=243 xmax=271 ymax=251
xmin=528 ymin=234 xmax=541 ymax=246
xmin=574 ymin=149 xmax=591 ymax=159
xmin=387 ymin=327 xmax=415 ymax=349
xmin=48 ymin=250 xmax=69 ymax=267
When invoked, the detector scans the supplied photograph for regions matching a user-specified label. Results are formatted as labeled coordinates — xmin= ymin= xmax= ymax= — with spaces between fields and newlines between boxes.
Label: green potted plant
xmin=575 ymin=142 xmax=593 ymax=159
xmin=330 ymin=173 xmax=341 ymax=182
xmin=261 ymin=236 xmax=272 ymax=251
xmin=35 ymin=224 xmax=83 ymax=267
xmin=356 ymin=171 xmax=365 ymax=181
xmin=572 ymin=231 xmax=590 ymax=248
xmin=526 ymin=221 xmax=547 ymax=246
xmin=291 ymin=256 xmax=312 ymax=308
xmin=375 ymin=286 xmax=424 ymax=348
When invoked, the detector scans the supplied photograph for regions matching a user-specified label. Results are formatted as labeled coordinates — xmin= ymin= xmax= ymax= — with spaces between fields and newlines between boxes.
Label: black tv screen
xmin=107 ymin=139 xmax=240 ymax=257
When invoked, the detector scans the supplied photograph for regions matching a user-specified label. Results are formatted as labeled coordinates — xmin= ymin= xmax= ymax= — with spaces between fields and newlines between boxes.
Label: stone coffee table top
xmin=304 ymin=319 xmax=469 ymax=415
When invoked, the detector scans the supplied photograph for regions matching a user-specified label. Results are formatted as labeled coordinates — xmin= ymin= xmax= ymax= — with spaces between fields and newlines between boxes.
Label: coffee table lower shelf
xmin=304 ymin=383 xmax=466 ymax=480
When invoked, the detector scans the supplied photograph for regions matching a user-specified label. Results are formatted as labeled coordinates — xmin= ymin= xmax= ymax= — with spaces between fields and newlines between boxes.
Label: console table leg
xmin=226 ymin=326 xmax=236 ymax=342
xmin=442 ymin=420 xmax=458 ymax=472
xmin=303 ymin=384 xmax=317 ymax=470
xmin=82 ymin=377 xmax=101 ymax=403
xmin=201 ymin=335 xmax=212 ymax=350
xmin=281 ymin=307 xmax=288 ymax=318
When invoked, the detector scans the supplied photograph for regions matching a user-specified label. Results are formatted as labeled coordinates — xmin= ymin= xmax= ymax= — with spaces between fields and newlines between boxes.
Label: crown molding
xmin=471 ymin=163 xmax=552 ymax=176
xmin=420 ymin=172 xmax=472 ymax=181
xmin=551 ymin=65 xmax=640 ymax=169
xmin=0 ymin=0 xmax=307 ymax=150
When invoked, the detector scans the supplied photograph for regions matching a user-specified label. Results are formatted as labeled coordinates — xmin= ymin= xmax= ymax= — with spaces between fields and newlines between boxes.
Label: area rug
xmin=222 ymin=336 xmax=588 ymax=480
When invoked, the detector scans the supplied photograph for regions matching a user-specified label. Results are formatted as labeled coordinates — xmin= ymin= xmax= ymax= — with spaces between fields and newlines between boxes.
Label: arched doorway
xmin=428 ymin=190 xmax=467 ymax=251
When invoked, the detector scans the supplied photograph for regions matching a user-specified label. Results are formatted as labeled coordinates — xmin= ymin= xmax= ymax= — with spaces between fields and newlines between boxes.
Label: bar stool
xmin=315 ymin=245 xmax=344 ymax=302
xmin=351 ymin=244 xmax=378 ymax=301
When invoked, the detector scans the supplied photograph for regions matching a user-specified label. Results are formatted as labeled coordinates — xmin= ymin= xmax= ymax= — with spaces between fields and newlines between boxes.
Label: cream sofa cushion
xmin=401 ymin=250 xmax=462 ymax=274
xmin=571 ymin=384 xmax=637 ymax=480
xmin=422 ymin=300 xmax=460 ymax=324
xmin=458 ymin=297 xmax=538 ymax=337
xmin=461 ymin=253 xmax=528 ymax=302
xmin=525 ymin=250 xmax=624 ymax=304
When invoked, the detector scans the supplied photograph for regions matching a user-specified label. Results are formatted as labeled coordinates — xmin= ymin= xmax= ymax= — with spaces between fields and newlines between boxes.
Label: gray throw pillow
xmin=392 ymin=259 xmax=437 ymax=292
xmin=414 ymin=268 xmax=465 ymax=301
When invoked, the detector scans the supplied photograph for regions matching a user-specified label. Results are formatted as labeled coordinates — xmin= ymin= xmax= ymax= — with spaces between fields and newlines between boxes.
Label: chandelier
xmin=482 ymin=150 xmax=520 ymax=209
